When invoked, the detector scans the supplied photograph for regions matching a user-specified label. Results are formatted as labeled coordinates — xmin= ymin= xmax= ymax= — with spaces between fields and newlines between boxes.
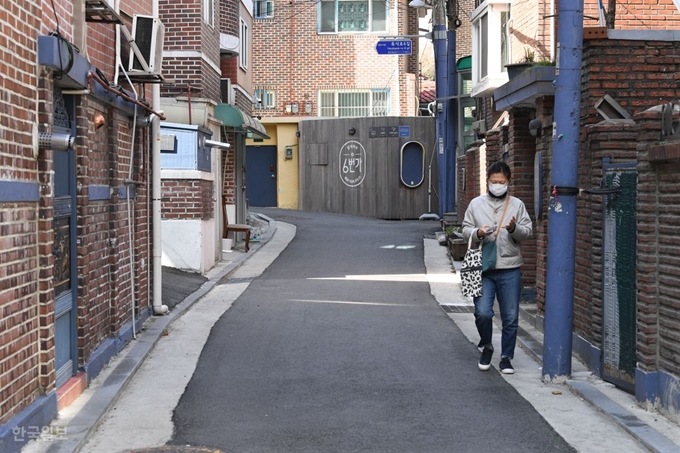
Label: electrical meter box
xmin=160 ymin=122 xmax=212 ymax=172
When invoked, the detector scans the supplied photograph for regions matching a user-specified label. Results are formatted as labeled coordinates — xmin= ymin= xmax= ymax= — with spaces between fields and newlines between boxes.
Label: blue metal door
xmin=53 ymin=90 xmax=78 ymax=388
xmin=246 ymin=145 xmax=277 ymax=207
xmin=601 ymin=160 xmax=637 ymax=392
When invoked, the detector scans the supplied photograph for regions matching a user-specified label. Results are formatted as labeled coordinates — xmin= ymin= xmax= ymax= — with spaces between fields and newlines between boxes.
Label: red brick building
xmin=0 ymin=1 xmax=162 ymax=450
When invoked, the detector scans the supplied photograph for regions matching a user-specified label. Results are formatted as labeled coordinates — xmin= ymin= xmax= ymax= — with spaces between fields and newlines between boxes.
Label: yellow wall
xmin=247 ymin=121 xmax=299 ymax=209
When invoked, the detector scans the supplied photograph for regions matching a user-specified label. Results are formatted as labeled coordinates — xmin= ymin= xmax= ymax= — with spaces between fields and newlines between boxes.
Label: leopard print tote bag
xmin=460 ymin=236 xmax=483 ymax=298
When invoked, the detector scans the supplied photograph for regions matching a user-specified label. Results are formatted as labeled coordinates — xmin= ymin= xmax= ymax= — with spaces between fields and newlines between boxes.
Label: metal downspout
xmin=152 ymin=0 xmax=168 ymax=315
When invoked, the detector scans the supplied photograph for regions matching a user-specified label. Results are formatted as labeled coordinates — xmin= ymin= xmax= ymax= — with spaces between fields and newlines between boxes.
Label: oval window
xmin=400 ymin=141 xmax=425 ymax=188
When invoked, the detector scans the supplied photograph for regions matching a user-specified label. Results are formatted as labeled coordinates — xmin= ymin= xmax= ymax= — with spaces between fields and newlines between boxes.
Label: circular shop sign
xmin=339 ymin=140 xmax=367 ymax=187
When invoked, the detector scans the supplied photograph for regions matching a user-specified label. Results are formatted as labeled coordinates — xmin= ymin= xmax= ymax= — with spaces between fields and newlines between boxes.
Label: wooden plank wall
xmin=299 ymin=117 xmax=438 ymax=219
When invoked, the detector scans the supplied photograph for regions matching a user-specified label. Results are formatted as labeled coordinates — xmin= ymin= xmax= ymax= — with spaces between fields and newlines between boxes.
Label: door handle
xmin=271 ymin=174 xmax=276 ymax=179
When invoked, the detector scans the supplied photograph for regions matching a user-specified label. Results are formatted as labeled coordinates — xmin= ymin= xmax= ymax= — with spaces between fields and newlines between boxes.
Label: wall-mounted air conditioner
xmin=128 ymin=15 xmax=164 ymax=74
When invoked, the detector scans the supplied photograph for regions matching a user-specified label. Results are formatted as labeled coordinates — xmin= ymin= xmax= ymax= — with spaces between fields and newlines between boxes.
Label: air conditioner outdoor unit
xmin=128 ymin=15 xmax=164 ymax=74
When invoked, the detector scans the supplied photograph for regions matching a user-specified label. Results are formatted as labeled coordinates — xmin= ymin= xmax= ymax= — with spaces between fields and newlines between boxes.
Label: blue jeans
xmin=473 ymin=268 xmax=521 ymax=359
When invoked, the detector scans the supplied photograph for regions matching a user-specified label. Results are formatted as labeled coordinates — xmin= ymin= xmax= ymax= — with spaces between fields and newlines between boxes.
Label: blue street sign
xmin=375 ymin=40 xmax=412 ymax=55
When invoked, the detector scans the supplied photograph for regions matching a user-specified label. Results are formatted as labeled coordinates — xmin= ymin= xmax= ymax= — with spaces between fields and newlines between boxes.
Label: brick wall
xmin=631 ymin=110 xmax=680 ymax=376
xmin=221 ymin=144 xmax=237 ymax=205
xmin=455 ymin=0 xmax=473 ymax=58
xmin=161 ymin=0 xmax=222 ymax=102
xmin=575 ymin=107 xmax=680 ymax=380
xmin=507 ymin=110 xmax=537 ymax=290
xmin=582 ymin=38 xmax=680 ymax=122
xmin=0 ymin=0 xmax=41 ymax=425
xmin=161 ymin=180 xmax=214 ymax=220
xmin=0 ymin=204 xmax=40 ymax=425
xmin=533 ymin=96 xmax=553 ymax=313
xmin=568 ymin=38 xmax=680 ymax=351
xmin=1 ymin=0 xmax=157 ymax=428
xmin=162 ymin=0 xmax=201 ymax=51
xmin=509 ymin=0 xmax=553 ymax=62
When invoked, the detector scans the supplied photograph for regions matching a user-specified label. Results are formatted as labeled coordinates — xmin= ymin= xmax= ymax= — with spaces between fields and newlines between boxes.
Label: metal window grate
xmin=319 ymin=89 xmax=389 ymax=117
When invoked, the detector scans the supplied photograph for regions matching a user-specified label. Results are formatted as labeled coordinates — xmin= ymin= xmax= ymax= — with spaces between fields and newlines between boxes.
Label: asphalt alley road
xmin=22 ymin=209 xmax=674 ymax=453
xmin=166 ymin=210 xmax=574 ymax=453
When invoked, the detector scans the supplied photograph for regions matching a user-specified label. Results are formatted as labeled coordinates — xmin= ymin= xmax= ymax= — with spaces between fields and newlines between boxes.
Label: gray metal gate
xmin=601 ymin=159 xmax=637 ymax=392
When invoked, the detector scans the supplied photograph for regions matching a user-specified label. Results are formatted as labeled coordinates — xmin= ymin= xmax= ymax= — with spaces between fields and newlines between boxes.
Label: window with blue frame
xmin=255 ymin=88 xmax=276 ymax=109
xmin=319 ymin=0 xmax=388 ymax=33
xmin=255 ymin=0 xmax=274 ymax=18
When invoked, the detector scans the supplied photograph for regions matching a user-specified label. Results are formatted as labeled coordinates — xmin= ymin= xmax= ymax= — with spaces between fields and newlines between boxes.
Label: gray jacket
xmin=462 ymin=194 xmax=533 ymax=270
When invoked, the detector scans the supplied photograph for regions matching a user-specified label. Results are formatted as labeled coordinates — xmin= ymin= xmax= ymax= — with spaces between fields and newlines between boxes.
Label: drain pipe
xmin=152 ymin=0 xmax=168 ymax=315
xmin=120 ymin=67 xmax=140 ymax=338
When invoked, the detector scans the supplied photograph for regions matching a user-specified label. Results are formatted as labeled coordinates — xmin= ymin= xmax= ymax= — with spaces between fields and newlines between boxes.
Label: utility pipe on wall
xmin=152 ymin=0 xmax=168 ymax=315
xmin=433 ymin=0 xmax=448 ymax=216
xmin=446 ymin=27 xmax=456 ymax=211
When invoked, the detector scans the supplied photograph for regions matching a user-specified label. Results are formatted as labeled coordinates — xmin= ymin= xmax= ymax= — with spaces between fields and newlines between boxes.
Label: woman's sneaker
xmin=478 ymin=346 xmax=493 ymax=371
xmin=499 ymin=358 xmax=514 ymax=374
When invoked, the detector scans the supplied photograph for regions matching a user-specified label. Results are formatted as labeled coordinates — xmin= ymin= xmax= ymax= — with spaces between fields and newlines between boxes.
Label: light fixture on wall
xmin=348 ymin=127 xmax=356 ymax=135
xmin=408 ymin=0 xmax=432 ymax=8
xmin=529 ymin=118 xmax=542 ymax=138
xmin=94 ymin=112 xmax=106 ymax=130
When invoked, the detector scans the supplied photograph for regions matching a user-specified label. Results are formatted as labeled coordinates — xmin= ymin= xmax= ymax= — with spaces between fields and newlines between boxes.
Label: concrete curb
xmin=39 ymin=214 xmax=277 ymax=453
xmin=508 ymin=298 xmax=679 ymax=453
xmin=566 ymin=381 xmax=680 ymax=453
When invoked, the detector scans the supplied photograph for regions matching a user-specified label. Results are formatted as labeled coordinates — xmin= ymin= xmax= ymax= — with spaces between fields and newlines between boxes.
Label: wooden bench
xmin=222 ymin=203 xmax=251 ymax=252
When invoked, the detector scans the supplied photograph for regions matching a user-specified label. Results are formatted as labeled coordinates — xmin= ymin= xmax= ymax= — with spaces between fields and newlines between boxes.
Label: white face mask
xmin=488 ymin=183 xmax=508 ymax=197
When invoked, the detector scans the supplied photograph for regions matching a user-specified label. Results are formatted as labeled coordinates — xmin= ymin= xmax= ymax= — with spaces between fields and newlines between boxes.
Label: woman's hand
xmin=477 ymin=224 xmax=495 ymax=238
xmin=504 ymin=216 xmax=517 ymax=233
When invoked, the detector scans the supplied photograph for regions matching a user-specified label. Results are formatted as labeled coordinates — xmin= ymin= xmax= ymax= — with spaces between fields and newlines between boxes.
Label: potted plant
xmin=505 ymin=47 xmax=535 ymax=79
xmin=445 ymin=225 xmax=467 ymax=261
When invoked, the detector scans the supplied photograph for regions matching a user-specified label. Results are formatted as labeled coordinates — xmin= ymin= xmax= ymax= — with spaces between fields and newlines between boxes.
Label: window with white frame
xmin=254 ymin=88 xmax=276 ymax=109
xmin=203 ymin=0 xmax=214 ymax=26
xmin=319 ymin=89 xmax=389 ymax=117
xmin=470 ymin=0 xmax=510 ymax=97
xmin=240 ymin=19 xmax=248 ymax=69
xmin=255 ymin=0 xmax=275 ymax=18
xmin=319 ymin=0 xmax=389 ymax=33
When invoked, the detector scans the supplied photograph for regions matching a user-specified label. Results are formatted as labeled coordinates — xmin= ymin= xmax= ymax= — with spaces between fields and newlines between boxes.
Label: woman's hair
xmin=487 ymin=161 xmax=511 ymax=180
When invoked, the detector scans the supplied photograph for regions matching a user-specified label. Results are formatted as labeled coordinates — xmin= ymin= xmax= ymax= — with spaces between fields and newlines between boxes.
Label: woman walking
xmin=462 ymin=161 xmax=533 ymax=374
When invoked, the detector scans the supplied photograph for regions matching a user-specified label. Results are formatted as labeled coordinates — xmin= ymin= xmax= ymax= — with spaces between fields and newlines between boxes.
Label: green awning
xmin=214 ymin=103 xmax=270 ymax=139
xmin=457 ymin=56 xmax=471 ymax=71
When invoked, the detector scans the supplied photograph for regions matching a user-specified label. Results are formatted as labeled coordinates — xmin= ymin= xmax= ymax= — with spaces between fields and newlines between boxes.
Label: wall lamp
xmin=529 ymin=119 xmax=542 ymax=138
xmin=408 ymin=0 xmax=432 ymax=8
xmin=348 ymin=127 xmax=356 ymax=135
xmin=94 ymin=112 xmax=106 ymax=130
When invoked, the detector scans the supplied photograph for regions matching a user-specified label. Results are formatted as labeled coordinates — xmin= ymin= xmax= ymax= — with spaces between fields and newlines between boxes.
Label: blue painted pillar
xmin=446 ymin=29 xmax=457 ymax=212
xmin=542 ymin=0 xmax=584 ymax=379
xmin=433 ymin=20 xmax=448 ymax=215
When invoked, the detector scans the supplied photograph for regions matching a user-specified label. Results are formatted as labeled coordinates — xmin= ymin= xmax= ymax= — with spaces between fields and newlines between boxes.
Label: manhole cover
xmin=126 ymin=447 xmax=229 ymax=453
